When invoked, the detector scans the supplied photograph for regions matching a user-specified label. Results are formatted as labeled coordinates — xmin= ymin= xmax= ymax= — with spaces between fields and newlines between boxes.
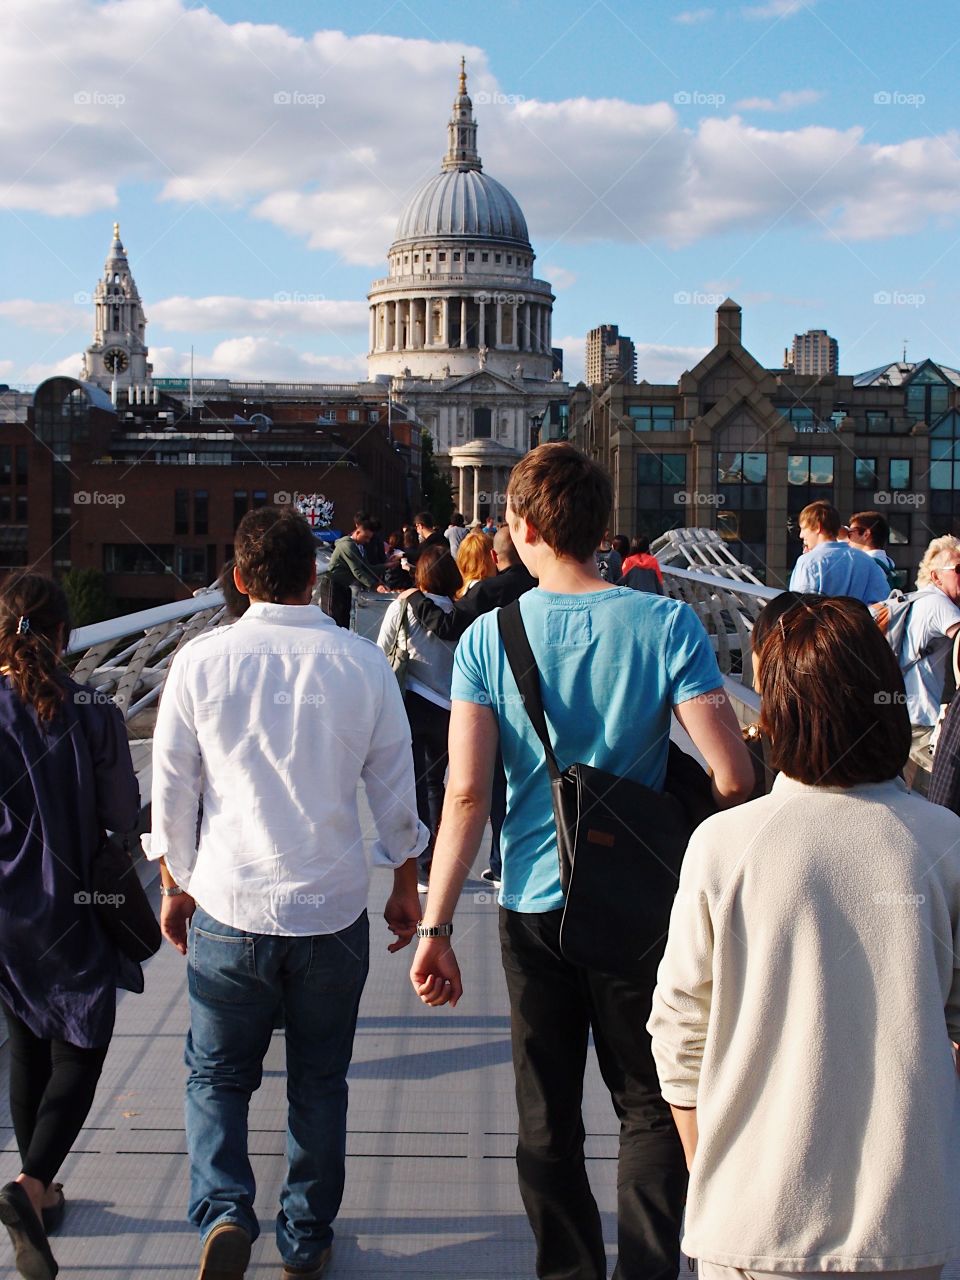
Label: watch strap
xmin=416 ymin=922 xmax=453 ymax=938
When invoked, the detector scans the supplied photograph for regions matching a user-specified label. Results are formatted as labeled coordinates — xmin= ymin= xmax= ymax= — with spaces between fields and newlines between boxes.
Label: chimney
xmin=716 ymin=298 xmax=742 ymax=347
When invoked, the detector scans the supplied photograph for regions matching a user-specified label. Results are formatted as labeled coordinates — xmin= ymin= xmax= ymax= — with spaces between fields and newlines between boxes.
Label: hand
xmin=384 ymin=889 xmax=421 ymax=953
xmin=160 ymin=892 xmax=196 ymax=955
xmin=410 ymin=937 xmax=462 ymax=1007
xmin=376 ymin=584 xmax=391 ymax=594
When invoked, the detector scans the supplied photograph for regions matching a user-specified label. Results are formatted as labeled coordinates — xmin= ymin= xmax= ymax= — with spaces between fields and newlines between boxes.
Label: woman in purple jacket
xmin=0 ymin=575 xmax=140 ymax=1280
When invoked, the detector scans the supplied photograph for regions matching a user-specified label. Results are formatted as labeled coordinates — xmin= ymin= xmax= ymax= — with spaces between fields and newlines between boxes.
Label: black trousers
xmin=404 ymin=690 xmax=450 ymax=872
xmin=498 ymin=908 xmax=687 ymax=1280
xmin=2 ymin=1004 xmax=110 ymax=1186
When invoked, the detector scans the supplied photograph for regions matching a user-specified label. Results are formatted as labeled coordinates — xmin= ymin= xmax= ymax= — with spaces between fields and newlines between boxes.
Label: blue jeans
xmin=185 ymin=906 xmax=369 ymax=1268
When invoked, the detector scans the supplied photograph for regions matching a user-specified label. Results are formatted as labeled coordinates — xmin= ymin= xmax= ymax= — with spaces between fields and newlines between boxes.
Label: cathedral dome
xmin=393 ymin=169 xmax=529 ymax=248
xmin=390 ymin=61 xmax=531 ymax=252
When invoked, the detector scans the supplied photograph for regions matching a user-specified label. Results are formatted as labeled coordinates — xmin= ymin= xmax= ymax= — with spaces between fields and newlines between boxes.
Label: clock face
xmin=103 ymin=348 xmax=129 ymax=373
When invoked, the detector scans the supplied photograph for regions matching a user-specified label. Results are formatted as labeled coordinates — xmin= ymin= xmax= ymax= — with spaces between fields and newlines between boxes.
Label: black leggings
xmin=2 ymin=1004 xmax=110 ymax=1186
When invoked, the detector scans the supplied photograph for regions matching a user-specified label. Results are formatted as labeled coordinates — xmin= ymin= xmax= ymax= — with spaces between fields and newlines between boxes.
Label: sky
xmin=2 ymin=0 xmax=958 ymax=389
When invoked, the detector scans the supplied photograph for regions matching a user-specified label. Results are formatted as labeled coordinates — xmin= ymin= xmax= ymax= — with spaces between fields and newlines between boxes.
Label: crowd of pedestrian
xmin=2 ymin=452 xmax=960 ymax=1280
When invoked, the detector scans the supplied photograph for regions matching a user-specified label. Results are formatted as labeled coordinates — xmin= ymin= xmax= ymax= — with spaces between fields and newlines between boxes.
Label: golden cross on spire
xmin=459 ymin=56 xmax=467 ymax=93
xmin=113 ymin=220 xmax=120 ymax=240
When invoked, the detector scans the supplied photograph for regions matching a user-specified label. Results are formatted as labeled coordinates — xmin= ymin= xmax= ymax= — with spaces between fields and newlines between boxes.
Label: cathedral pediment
xmin=445 ymin=370 xmax=520 ymax=395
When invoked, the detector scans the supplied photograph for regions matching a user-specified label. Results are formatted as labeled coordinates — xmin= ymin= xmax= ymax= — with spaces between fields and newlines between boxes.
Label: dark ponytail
xmin=0 ymin=574 xmax=71 ymax=723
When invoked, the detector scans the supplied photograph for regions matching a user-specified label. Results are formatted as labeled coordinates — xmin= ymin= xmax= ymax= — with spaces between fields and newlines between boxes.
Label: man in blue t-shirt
xmin=409 ymin=443 xmax=754 ymax=1280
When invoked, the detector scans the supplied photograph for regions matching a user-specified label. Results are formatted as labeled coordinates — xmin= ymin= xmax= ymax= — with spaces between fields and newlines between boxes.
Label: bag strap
xmin=497 ymin=600 xmax=562 ymax=783
xmin=389 ymin=601 xmax=409 ymax=659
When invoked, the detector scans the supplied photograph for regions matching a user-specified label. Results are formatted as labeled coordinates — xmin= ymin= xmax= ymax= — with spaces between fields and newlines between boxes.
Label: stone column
xmin=522 ymin=302 xmax=531 ymax=351
xmin=511 ymin=301 xmax=519 ymax=349
xmin=391 ymin=301 xmax=399 ymax=351
xmin=441 ymin=297 xmax=449 ymax=347
xmin=369 ymin=306 xmax=375 ymax=352
xmin=473 ymin=465 xmax=482 ymax=524
xmin=495 ymin=302 xmax=503 ymax=348
xmin=460 ymin=297 xmax=468 ymax=348
xmin=478 ymin=299 xmax=486 ymax=349
xmin=457 ymin=463 xmax=466 ymax=513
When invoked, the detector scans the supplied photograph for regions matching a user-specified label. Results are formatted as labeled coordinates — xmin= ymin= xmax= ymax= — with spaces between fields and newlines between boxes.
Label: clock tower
xmin=81 ymin=222 xmax=152 ymax=390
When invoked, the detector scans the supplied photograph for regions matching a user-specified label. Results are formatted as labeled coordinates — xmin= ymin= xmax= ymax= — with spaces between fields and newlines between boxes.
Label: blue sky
xmin=2 ymin=0 xmax=958 ymax=387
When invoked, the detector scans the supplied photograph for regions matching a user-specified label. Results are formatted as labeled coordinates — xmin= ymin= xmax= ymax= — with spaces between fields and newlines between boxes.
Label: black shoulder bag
xmin=90 ymin=833 xmax=162 ymax=968
xmin=498 ymin=599 xmax=715 ymax=977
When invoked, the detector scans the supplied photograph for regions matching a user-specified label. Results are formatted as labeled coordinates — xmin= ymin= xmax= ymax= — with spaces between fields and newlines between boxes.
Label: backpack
xmin=872 ymin=590 xmax=933 ymax=672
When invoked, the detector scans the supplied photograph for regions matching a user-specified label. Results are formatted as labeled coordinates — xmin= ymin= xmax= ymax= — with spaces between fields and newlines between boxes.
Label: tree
xmin=420 ymin=429 xmax=454 ymax=526
xmin=61 ymin=568 xmax=113 ymax=627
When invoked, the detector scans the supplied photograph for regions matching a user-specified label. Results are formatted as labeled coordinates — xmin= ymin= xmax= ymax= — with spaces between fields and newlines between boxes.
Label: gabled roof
xmin=853 ymin=358 xmax=960 ymax=388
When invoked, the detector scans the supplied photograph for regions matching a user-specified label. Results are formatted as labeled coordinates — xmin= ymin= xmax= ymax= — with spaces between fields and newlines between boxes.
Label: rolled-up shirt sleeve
xmin=362 ymin=653 xmax=430 ymax=867
xmin=141 ymin=651 xmax=203 ymax=888
xmin=647 ymin=833 xmax=715 ymax=1107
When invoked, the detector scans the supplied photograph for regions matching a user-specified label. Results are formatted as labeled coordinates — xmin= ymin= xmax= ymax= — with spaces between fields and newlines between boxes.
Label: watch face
xmin=103 ymin=348 xmax=129 ymax=373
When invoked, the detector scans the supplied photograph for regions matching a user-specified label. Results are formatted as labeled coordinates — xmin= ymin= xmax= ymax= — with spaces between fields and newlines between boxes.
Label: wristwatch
xmin=160 ymin=884 xmax=185 ymax=897
xmin=416 ymin=922 xmax=453 ymax=938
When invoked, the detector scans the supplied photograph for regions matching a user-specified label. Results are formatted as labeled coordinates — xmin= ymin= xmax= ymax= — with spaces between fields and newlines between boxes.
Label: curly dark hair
xmin=234 ymin=508 xmax=317 ymax=602
xmin=0 ymin=574 xmax=71 ymax=723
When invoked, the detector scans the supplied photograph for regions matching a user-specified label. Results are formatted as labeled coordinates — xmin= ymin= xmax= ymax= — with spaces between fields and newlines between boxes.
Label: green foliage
xmin=420 ymin=429 xmax=454 ymax=526
xmin=61 ymin=568 xmax=114 ymax=627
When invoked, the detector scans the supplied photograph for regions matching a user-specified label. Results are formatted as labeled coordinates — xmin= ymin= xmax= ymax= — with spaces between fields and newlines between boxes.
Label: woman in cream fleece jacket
xmin=649 ymin=595 xmax=960 ymax=1280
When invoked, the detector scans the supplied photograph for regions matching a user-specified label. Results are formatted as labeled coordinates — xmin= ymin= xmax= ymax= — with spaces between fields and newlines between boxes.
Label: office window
xmin=348 ymin=408 xmax=360 ymax=422
xmin=232 ymin=490 xmax=248 ymax=529
xmin=628 ymin=405 xmax=675 ymax=430
xmin=15 ymin=447 xmax=27 ymax=486
xmin=15 ymin=495 xmax=27 ymax=524
xmin=889 ymin=459 xmax=911 ymax=490
xmin=174 ymin=488 xmax=189 ymax=535
xmin=252 ymin=490 xmax=268 ymax=509
xmin=787 ymin=455 xmax=834 ymax=486
xmin=0 ymin=446 xmax=9 ymax=482
xmin=854 ymin=457 xmax=878 ymax=489
xmin=194 ymin=489 xmax=209 ymax=536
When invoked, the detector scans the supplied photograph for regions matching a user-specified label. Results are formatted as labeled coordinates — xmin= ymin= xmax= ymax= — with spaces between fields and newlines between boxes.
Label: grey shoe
xmin=281 ymin=1245 xmax=332 ymax=1279
xmin=197 ymin=1221 xmax=251 ymax=1280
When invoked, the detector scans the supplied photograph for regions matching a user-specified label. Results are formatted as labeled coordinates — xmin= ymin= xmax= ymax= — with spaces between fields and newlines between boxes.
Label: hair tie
xmin=15 ymin=616 xmax=30 ymax=636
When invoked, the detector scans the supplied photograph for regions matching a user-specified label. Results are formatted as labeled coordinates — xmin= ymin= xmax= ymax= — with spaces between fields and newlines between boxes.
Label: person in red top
xmin=620 ymin=535 xmax=664 ymax=585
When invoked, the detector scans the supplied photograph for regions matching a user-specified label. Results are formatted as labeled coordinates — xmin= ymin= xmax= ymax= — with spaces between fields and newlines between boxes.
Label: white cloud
xmin=0 ymin=300 xmax=89 ymax=331
xmin=151 ymin=338 xmax=368 ymax=382
xmin=541 ymin=264 xmax=577 ymax=290
xmin=21 ymin=353 xmax=84 ymax=383
xmin=0 ymin=361 xmax=15 ymax=377
xmin=742 ymin=0 xmax=812 ymax=17
xmin=150 ymin=295 xmax=368 ymax=334
xmin=1 ymin=0 xmax=959 ymax=272
xmin=634 ymin=343 xmax=711 ymax=382
xmin=735 ymin=89 xmax=825 ymax=112
xmin=673 ymin=8 xmax=715 ymax=23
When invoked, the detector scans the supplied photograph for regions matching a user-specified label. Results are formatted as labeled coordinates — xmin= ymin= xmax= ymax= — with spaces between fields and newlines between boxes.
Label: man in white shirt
xmin=847 ymin=509 xmax=898 ymax=586
xmin=896 ymin=535 xmax=960 ymax=752
xmin=145 ymin=507 xmax=427 ymax=1280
